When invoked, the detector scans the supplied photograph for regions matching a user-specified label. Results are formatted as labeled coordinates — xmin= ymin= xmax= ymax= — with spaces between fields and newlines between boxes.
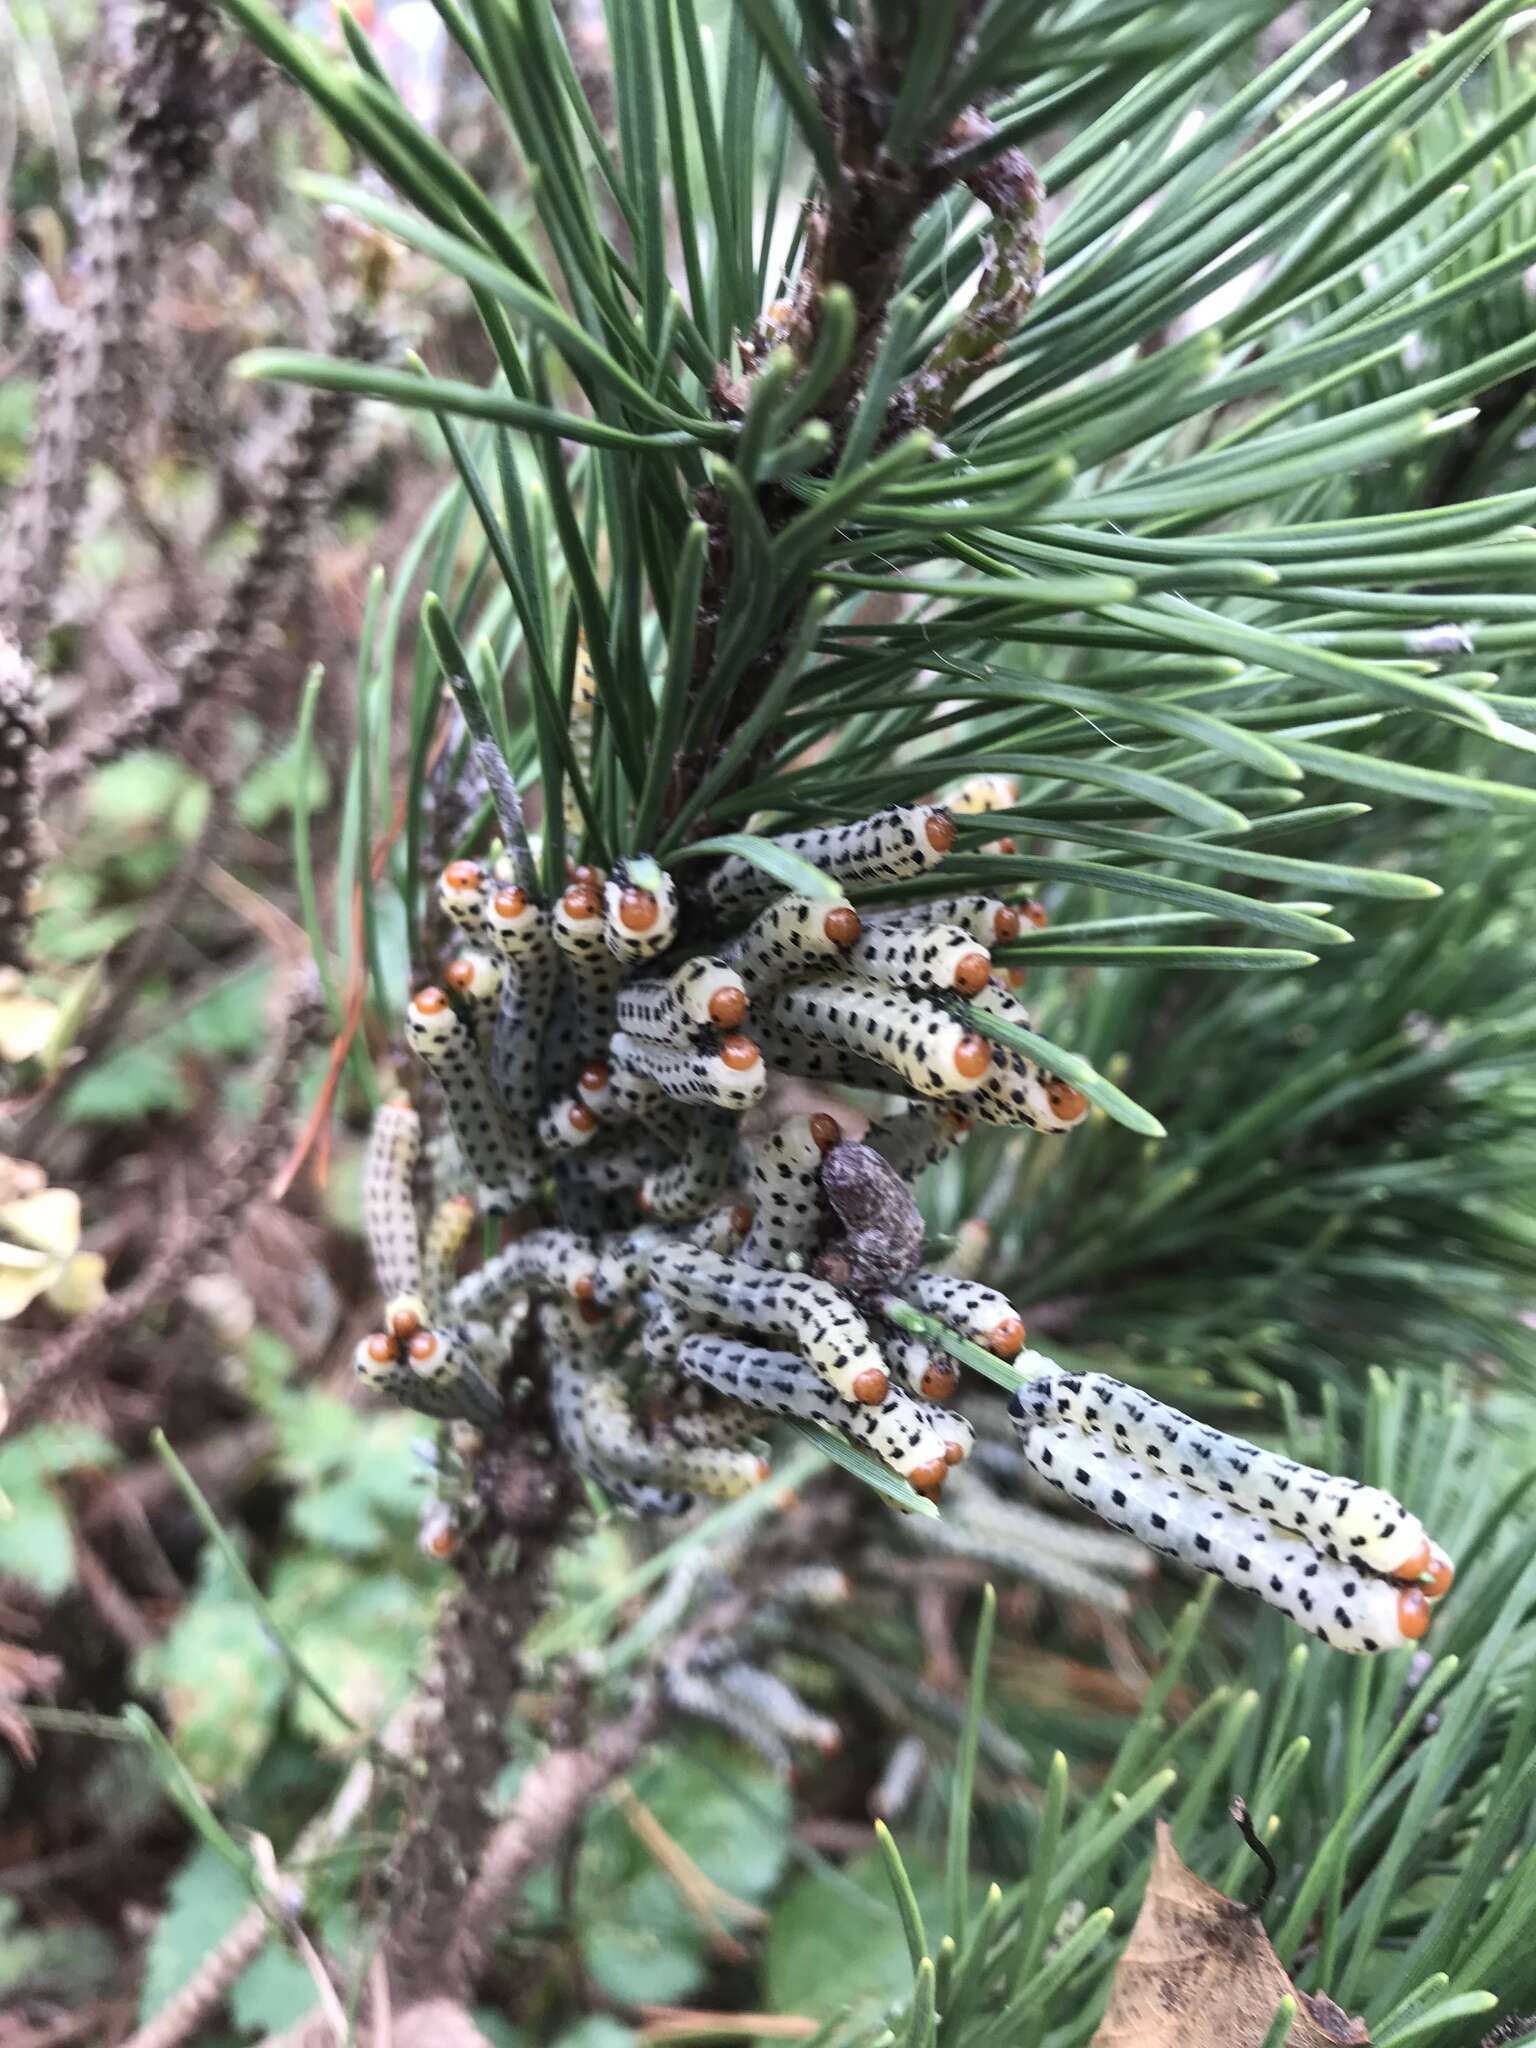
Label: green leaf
xmin=765 ymin=1850 xmax=949 ymax=2030
xmin=136 ymin=1846 xmax=252 ymax=2024
xmin=133 ymin=1589 xmax=287 ymax=1798
xmin=954 ymin=999 xmax=1168 ymax=1139
xmin=0 ymin=1428 xmax=118 ymax=1598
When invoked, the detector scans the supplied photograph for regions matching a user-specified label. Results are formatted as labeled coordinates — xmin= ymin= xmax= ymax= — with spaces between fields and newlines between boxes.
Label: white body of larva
xmin=714 ymin=1664 xmax=840 ymax=1754
xmin=862 ymin=894 xmax=1022 ymax=950
xmin=770 ymin=978 xmax=992 ymax=1101
xmin=752 ymin=1015 xmax=905 ymax=1093
xmin=448 ymin=1228 xmax=600 ymax=1320
xmin=718 ymin=894 xmax=860 ymax=1000
xmin=603 ymin=862 xmax=679 ymax=963
xmin=609 ymin=1028 xmax=767 ymax=1112
xmin=643 ymin=1109 xmax=737 ymax=1222
xmin=741 ymin=1115 xmax=835 ymax=1269
xmin=405 ymin=991 xmax=538 ymax=1209
xmin=864 ymin=1104 xmax=971 ymax=1180
xmin=1012 ymin=1363 xmax=1431 ymax=1578
xmin=438 ymin=860 xmax=490 ymax=942
xmin=706 ymin=805 xmax=955 ymax=915
xmin=845 ymin=921 xmax=992 ymax=997
xmin=486 ymin=891 xmax=558 ymax=1123
xmin=364 ymin=1098 xmax=423 ymax=1302
xmin=421 ymin=1194 xmax=475 ymax=1320
xmin=900 ymin=1272 xmax=1026 ymax=1361
xmin=648 ymin=1242 xmax=892 ymax=1405
xmin=581 ymin=1372 xmax=767 ymax=1499
xmin=617 ymin=957 xmax=749 ymax=1042
xmin=676 ymin=1333 xmax=954 ymax=1489
xmin=962 ymin=982 xmax=1089 ymax=1133
xmin=543 ymin=1315 xmax=693 ymax=1518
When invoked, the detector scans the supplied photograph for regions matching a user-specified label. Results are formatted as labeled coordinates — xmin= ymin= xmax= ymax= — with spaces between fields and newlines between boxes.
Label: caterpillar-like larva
xmin=439 ymin=858 xmax=490 ymax=943
xmin=770 ymin=978 xmax=992 ymax=1101
xmin=718 ymin=894 xmax=862 ymax=1000
xmin=543 ymin=1305 xmax=694 ymax=1518
xmin=649 ymin=1244 xmax=891 ymax=1405
xmin=741 ymin=1113 xmax=841 ymax=1268
xmin=564 ymin=631 xmax=597 ymax=848
xmin=406 ymin=987 xmax=539 ymax=1209
xmin=714 ymin=1663 xmax=841 ymax=1756
xmin=862 ymin=894 xmax=1022 ymax=950
xmin=421 ymin=1193 xmax=476 ymax=1319
xmin=946 ymin=773 xmax=1019 ymax=816
xmin=961 ymin=980 xmax=1090 ymax=1133
xmin=538 ymin=1093 xmax=601 ymax=1151
xmin=864 ymin=1104 xmax=972 ymax=1181
xmin=577 ymin=1059 xmax=664 ymax=1120
xmin=880 ymin=1326 xmax=960 ymax=1402
xmin=667 ymin=1390 xmax=765 ymax=1450
xmin=486 ymin=885 xmax=558 ymax=1122
xmin=844 ymin=921 xmax=993 ymax=997
xmin=706 ymin=805 xmax=956 ymax=915
xmin=641 ymin=1108 xmax=738 ymax=1222
xmin=617 ymin=958 xmax=749 ymax=1045
xmin=552 ymin=880 xmax=618 ymax=971
xmin=448 ymin=1227 xmax=600 ymax=1320
xmin=353 ymin=1324 xmax=501 ymax=1427
xmin=1018 ymin=1422 xmax=1433 ymax=1654
xmin=751 ymin=1014 xmax=906 ymax=1093
xmin=662 ymin=1662 xmax=792 ymax=1773
xmin=603 ymin=858 xmax=679 ymax=964
xmin=675 ymin=1332 xmax=956 ymax=1493
xmin=364 ymin=1096 xmax=423 ymax=1303
xmin=1012 ymin=1364 xmax=1450 ymax=1588
xmin=897 ymin=1273 xmax=1027 ymax=1360
xmin=609 ymin=1028 xmax=767 ymax=1113
xmin=581 ymin=1372 xmax=769 ymax=1500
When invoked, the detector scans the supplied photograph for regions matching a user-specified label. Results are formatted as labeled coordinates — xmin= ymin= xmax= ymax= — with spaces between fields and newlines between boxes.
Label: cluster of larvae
xmin=355 ymin=798 xmax=1452 ymax=1652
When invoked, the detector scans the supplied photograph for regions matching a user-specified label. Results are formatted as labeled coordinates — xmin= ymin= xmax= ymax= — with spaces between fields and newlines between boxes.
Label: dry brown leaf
xmin=1091 ymin=1822 xmax=1369 ymax=2048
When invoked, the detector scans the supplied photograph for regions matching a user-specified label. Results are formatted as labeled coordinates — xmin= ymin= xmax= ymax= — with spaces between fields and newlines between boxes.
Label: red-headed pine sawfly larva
xmin=751 ymin=1013 xmax=904 ymax=1092
xmin=945 ymin=773 xmax=1020 ymax=816
xmin=405 ymin=987 xmax=539 ymax=1209
xmin=352 ymin=1325 xmax=501 ymax=1428
xmin=603 ymin=858 xmax=679 ymax=964
xmin=880 ymin=1326 xmax=961 ymax=1402
xmin=740 ymin=1112 xmax=842 ymax=1269
xmin=580 ymin=1371 xmax=769 ymax=1499
xmin=861 ymin=894 xmax=1022 ymax=949
xmin=662 ymin=1663 xmax=793 ymax=1773
xmin=667 ymin=1391 xmax=766 ymax=1450
xmin=421 ymin=1193 xmax=476 ymax=1320
xmin=706 ymin=804 xmax=957 ymax=916
xmin=364 ymin=1096 xmax=423 ymax=1304
xmin=564 ymin=632 xmax=597 ymax=847
xmin=578 ymin=1059 xmax=665 ymax=1120
xmin=844 ymin=920 xmax=993 ymax=997
xmin=959 ymin=979 xmax=1090 ymax=1132
xmin=714 ymin=1663 xmax=841 ymax=1755
xmin=552 ymin=880 xmax=616 ymax=970
xmin=898 ymin=1272 xmax=1027 ymax=1360
xmin=537 ymin=1093 xmax=601 ymax=1151
xmin=770 ymin=977 xmax=992 ymax=1101
xmin=1011 ymin=1364 xmax=1451 ymax=1592
xmin=648 ymin=1242 xmax=893 ymax=1405
xmin=617 ymin=957 xmax=750 ymax=1043
xmin=641 ymin=1107 xmax=738 ymax=1222
xmin=718 ymin=893 xmax=862 ymax=1000
xmin=438 ymin=858 xmax=490 ymax=942
xmin=484 ymin=883 xmax=549 ymax=961
xmin=448 ymin=1227 xmax=601 ymax=1321
xmin=418 ymin=1498 xmax=462 ymax=1563
xmin=1015 ymin=1419 xmax=1434 ymax=1654
xmin=676 ymin=1332 xmax=954 ymax=1493
xmin=542 ymin=1308 xmax=695 ymax=1519
xmin=608 ymin=1027 xmax=767 ymax=1113
xmin=864 ymin=1103 xmax=972 ymax=1182
xmin=444 ymin=950 xmax=504 ymax=1044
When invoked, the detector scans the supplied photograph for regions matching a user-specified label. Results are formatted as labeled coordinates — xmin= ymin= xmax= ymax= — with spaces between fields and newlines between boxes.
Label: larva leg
xmin=718 ymin=894 xmax=861 ymax=1001
xmin=604 ymin=858 xmax=678 ymax=964
xmin=770 ymin=978 xmax=992 ymax=1101
xmin=898 ymin=1273 xmax=1026 ymax=1360
xmin=609 ymin=1028 xmax=767 ymax=1113
xmin=844 ymin=921 xmax=992 ymax=997
xmin=706 ymin=805 xmax=956 ymax=916
xmin=581 ymin=1372 xmax=768 ymax=1499
xmin=448 ymin=1228 xmax=600 ymax=1321
xmin=649 ymin=1244 xmax=891 ymax=1405
xmin=740 ymin=1113 xmax=841 ymax=1268
xmin=422 ymin=1193 xmax=476 ymax=1319
xmin=864 ymin=1104 xmax=971 ymax=1181
xmin=407 ymin=988 xmax=540 ymax=1210
xmin=642 ymin=1108 xmax=738 ymax=1223
xmin=617 ymin=957 xmax=750 ymax=1043
xmin=364 ymin=1097 xmax=423 ymax=1302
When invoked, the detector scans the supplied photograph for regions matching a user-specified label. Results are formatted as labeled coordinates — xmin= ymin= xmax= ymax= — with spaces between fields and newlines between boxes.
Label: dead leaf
xmin=1090 ymin=1822 xmax=1369 ymax=2047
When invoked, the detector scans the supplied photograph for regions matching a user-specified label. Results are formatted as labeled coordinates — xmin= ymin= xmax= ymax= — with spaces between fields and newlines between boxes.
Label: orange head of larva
xmin=572 ymin=1271 xmax=597 ymax=1303
xmin=988 ymin=1315 xmax=1026 ymax=1361
xmin=708 ymin=985 xmax=748 ymax=1028
xmin=953 ymin=951 xmax=992 ymax=996
xmin=568 ymin=1102 xmax=598 ymax=1135
xmin=413 ymin=985 xmax=451 ymax=1017
xmin=1424 ymin=1547 xmax=1455 ymax=1600
xmin=729 ymin=1201 xmax=754 ymax=1236
xmin=569 ymin=862 xmax=604 ymax=888
xmin=1045 ymin=1077 xmax=1089 ymax=1122
xmin=808 ymin=1112 xmax=842 ymax=1153
xmin=823 ymin=904 xmax=861 ymax=946
xmin=407 ymin=1330 xmax=441 ymax=1365
xmin=925 ymin=810 xmax=957 ymax=854
xmin=618 ymin=886 xmax=660 ymax=933
xmin=445 ymin=958 xmax=478 ymax=995
xmin=1397 ymin=1587 xmax=1432 ymax=1642
xmin=577 ymin=1298 xmax=607 ymax=1327
xmin=1392 ymin=1537 xmax=1433 ymax=1584
xmin=1006 ymin=967 xmax=1028 ymax=990
xmin=921 ymin=1358 xmax=961 ymax=1403
xmin=426 ymin=1521 xmax=458 ymax=1559
xmin=1021 ymin=898 xmax=1049 ymax=930
xmin=562 ymin=884 xmax=601 ymax=920
xmin=992 ymin=905 xmax=1021 ymax=943
xmin=954 ymin=1033 xmax=991 ymax=1080
xmin=579 ymin=1063 xmax=610 ymax=1100
xmin=365 ymin=1332 xmax=398 ymax=1365
xmin=852 ymin=1365 xmax=889 ymax=1405
xmin=995 ymin=836 xmax=1018 ymax=856
xmin=443 ymin=858 xmax=484 ymax=893
xmin=942 ymin=1437 xmax=967 ymax=1467
xmin=388 ymin=1301 xmax=422 ymax=1341
xmin=491 ymin=885 xmax=528 ymax=920
xmin=909 ymin=1458 xmax=948 ymax=1497
xmin=719 ymin=1034 xmax=761 ymax=1072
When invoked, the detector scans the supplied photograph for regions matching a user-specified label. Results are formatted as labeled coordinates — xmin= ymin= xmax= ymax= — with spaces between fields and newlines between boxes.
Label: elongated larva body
xmin=881 ymin=1327 xmax=960 ymax=1402
xmin=582 ymin=1373 xmax=768 ymax=1499
xmin=865 ymin=1104 xmax=971 ymax=1181
xmin=445 ymin=952 xmax=505 ymax=1053
xmin=668 ymin=1393 xmax=764 ymax=1450
xmin=771 ymin=978 xmax=991 ymax=1101
xmin=448 ymin=1228 xmax=600 ymax=1321
xmin=609 ymin=1028 xmax=767 ymax=1112
xmin=604 ymin=860 xmax=679 ymax=964
xmin=845 ymin=921 xmax=992 ymax=997
xmin=439 ymin=859 xmax=490 ymax=942
xmin=538 ymin=1094 xmax=600 ymax=1151
xmin=406 ymin=988 xmax=539 ymax=1209
xmin=1012 ymin=1364 xmax=1434 ymax=1579
xmin=579 ymin=1060 xmax=664 ymax=1119
xmin=677 ymin=1333 xmax=952 ymax=1491
xmin=707 ymin=805 xmax=956 ymax=915
xmin=741 ymin=1113 xmax=840 ymax=1268
xmin=364 ymin=1097 xmax=423 ymax=1302
xmin=752 ymin=1015 xmax=905 ymax=1092
xmin=1017 ymin=1422 xmax=1430 ymax=1654
xmin=487 ymin=887 xmax=558 ymax=1122
xmin=961 ymin=981 xmax=1090 ymax=1133
xmin=353 ymin=1327 xmax=501 ymax=1427
xmin=862 ymin=895 xmax=1022 ymax=950
xmin=664 ymin=1663 xmax=792 ymax=1772
xmin=719 ymin=894 xmax=862 ymax=1000
xmin=643 ymin=1108 xmax=738 ymax=1222
xmin=899 ymin=1273 xmax=1026 ymax=1360
xmin=544 ymin=1311 xmax=693 ymax=1518
xmin=618 ymin=957 xmax=750 ymax=1042
xmin=422 ymin=1194 xmax=476 ymax=1319
xmin=715 ymin=1664 xmax=840 ymax=1754
xmin=649 ymin=1243 xmax=892 ymax=1405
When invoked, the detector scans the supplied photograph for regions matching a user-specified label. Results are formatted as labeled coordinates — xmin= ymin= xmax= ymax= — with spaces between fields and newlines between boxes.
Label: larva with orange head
xmin=447 ymin=1227 xmax=600 ymax=1321
xmin=899 ymin=1272 xmax=1027 ymax=1361
xmin=405 ymin=986 xmax=539 ymax=1209
xmin=960 ymin=981 xmax=1090 ymax=1133
xmin=719 ymin=893 xmax=862 ymax=1000
xmin=617 ymin=957 xmax=750 ymax=1043
xmin=363 ymin=1097 xmax=423 ymax=1304
xmin=844 ymin=921 xmax=993 ymax=997
xmin=881 ymin=1328 xmax=961 ymax=1403
xmin=543 ymin=1313 xmax=694 ymax=1519
xmin=444 ymin=951 xmax=504 ymax=1042
xmin=438 ymin=859 xmax=490 ymax=942
xmin=706 ymin=805 xmax=955 ymax=915
xmin=603 ymin=859 xmax=679 ymax=964
xmin=609 ymin=1028 xmax=767 ymax=1113
xmin=641 ymin=1107 xmax=738 ymax=1222
xmin=861 ymin=895 xmax=1022 ymax=949
xmin=538 ymin=1094 xmax=600 ymax=1151
xmin=488 ymin=888 xmax=558 ymax=1124
xmin=945 ymin=773 xmax=1019 ymax=817
xmin=581 ymin=1372 xmax=769 ymax=1500
xmin=770 ymin=978 xmax=992 ymax=1100
xmin=740 ymin=1112 xmax=841 ymax=1270
xmin=552 ymin=881 xmax=615 ymax=969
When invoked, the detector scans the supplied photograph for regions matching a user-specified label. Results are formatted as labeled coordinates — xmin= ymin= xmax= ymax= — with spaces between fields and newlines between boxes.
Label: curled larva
xmin=1012 ymin=1364 xmax=1438 ymax=1581
xmin=1017 ymin=1422 xmax=1431 ymax=1654
xmin=406 ymin=987 xmax=539 ymax=1209
xmin=706 ymin=805 xmax=956 ymax=915
xmin=961 ymin=981 xmax=1089 ymax=1133
xmin=642 ymin=1108 xmax=738 ymax=1222
xmin=770 ymin=978 xmax=991 ymax=1100
xmin=647 ymin=1242 xmax=892 ymax=1405
xmin=543 ymin=1308 xmax=693 ymax=1518
xmin=581 ymin=1372 xmax=768 ymax=1499
xmin=617 ymin=957 xmax=750 ymax=1042
xmin=676 ymin=1333 xmax=952 ymax=1492
xmin=538 ymin=1093 xmax=601 ymax=1151
xmin=719 ymin=894 xmax=861 ymax=1000
xmin=448 ymin=1227 xmax=600 ymax=1321
xmin=603 ymin=859 xmax=679 ymax=964
xmin=899 ymin=1272 xmax=1026 ymax=1360
xmin=364 ymin=1097 xmax=423 ymax=1303
xmin=741 ymin=1113 xmax=841 ymax=1269
xmin=609 ymin=1028 xmax=767 ymax=1113
xmin=438 ymin=858 xmax=490 ymax=942
xmin=864 ymin=1104 xmax=971 ymax=1181
xmin=844 ymin=921 xmax=992 ymax=996
xmin=422 ymin=1193 xmax=476 ymax=1320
